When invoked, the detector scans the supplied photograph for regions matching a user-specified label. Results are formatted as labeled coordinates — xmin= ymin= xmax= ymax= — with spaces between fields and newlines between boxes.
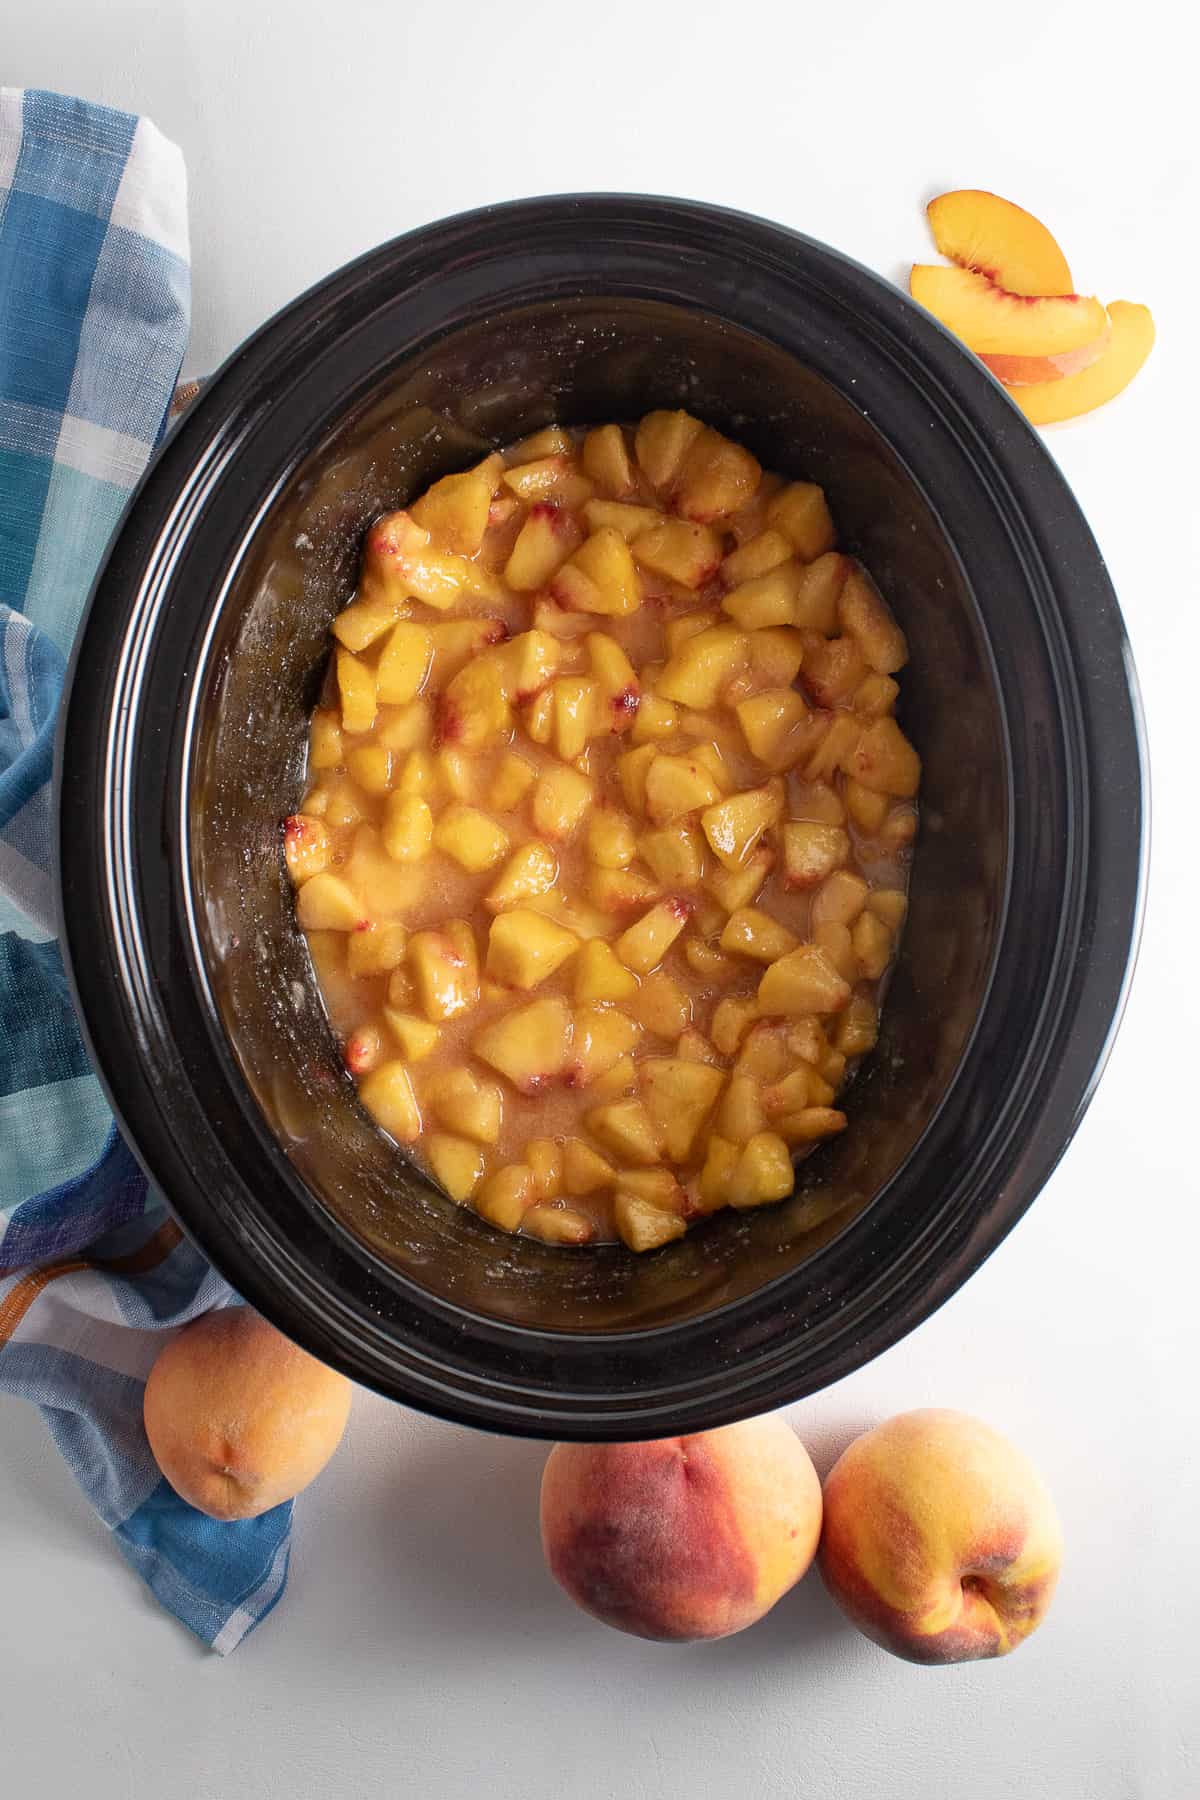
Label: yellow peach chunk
xmin=634 ymin=410 xmax=705 ymax=490
xmin=489 ymin=751 xmax=537 ymax=811
xmin=586 ymin=1100 xmax=662 ymax=1166
xmin=638 ymin=823 xmax=704 ymax=888
xmin=437 ymin=656 xmax=512 ymax=750
xmin=852 ymin=909 xmax=893 ymax=980
xmin=485 ymin=842 xmax=558 ymax=912
xmin=614 ymin=899 xmax=691 ymax=975
xmin=644 ymin=753 xmax=723 ymax=824
xmin=736 ymin=688 xmax=811 ymax=770
xmin=486 ymin=909 xmax=579 ymax=990
xmin=383 ymin=1009 xmax=439 ymax=1060
xmin=630 ymin=969 xmax=691 ymax=1038
xmin=308 ymin=708 xmax=343 ymax=771
xmin=428 ymin=1066 xmax=503 ymax=1145
xmin=434 ymin=805 xmax=509 ymax=873
xmin=711 ymin=994 xmax=760 ymax=1056
xmin=408 ymin=925 xmax=479 ymax=1021
xmin=587 ymin=808 xmax=638 ymax=870
xmin=757 ymin=945 xmax=851 ymax=1016
xmin=283 ymin=814 xmax=329 ymax=885
xmin=617 ymin=743 xmax=659 ymax=816
xmin=532 ymin=765 xmax=593 ymax=839
xmin=296 ymin=872 xmax=369 ymax=932
xmin=722 ymin=565 xmax=801 ymax=631
xmin=358 ymin=1061 xmax=421 ymax=1143
xmin=563 ymin=1138 xmax=616 ymax=1196
xmin=705 ymin=847 xmax=774 ymax=914
xmin=614 ymin=1192 xmax=685 ymax=1252
xmin=552 ymin=528 xmax=641 ymax=617
xmin=573 ymin=939 xmax=639 ymax=1004
xmin=791 ymin=552 xmax=850 ymax=633
xmin=475 ymin=1163 xmax=537 ymax=1231
xmin=728 ymin=1133 xmax=794 ymax=1209
xmin=720 ymin=907 xmax=800 ymax=963
xmin=382 ymin=793 xmax=434 ymax=863
xmin=782 ymin=822 xmax=850 ymax=889
xmin=410 ymin=454 xmax=502 ymax=556
xmin=701 ymin=783 xmax=783 ymax=870
xmin=587 ymin=634 xmax=641 ymax=730
xmin=426 ymin=1134 xmax=486 ymax=1203
xmin=675 ymin=428 xmax=761 ymax=523
xmin=523 ymin=1205 xmax=594 ymax=1245
xmin=715 ymin=1075 xmax=768 ymax=1144
xmin=336 ymin=648 xmax=377 ymax=735
xmin=583 ymin=499 xmax=662 ymax=540
xmin=571 ymin=1004 xmax=643 ymax=1085
xmin=473 ymin=996 xmax=571 ymax=1092
xmin=376 ymin=622 xmax=434 ymax=706
xmin=722 ymin=529 xmax=794 ymax=585
xmin=641 ymin=1058 xmax=725 ymax=1160
xmin=696 ymin=1134 xmax=740 ymax=1213
xmin=345 ymin=746 xmax=393 ymax=795
xmin=582 ymin=424 xmax=636 ymax=498
xmin=811 ymin=870 xmax=869 ymax=928
xmin=838 ymin=570 xmax=907 ymax=675
xmin=347 ymin=922 xmax=409 ymax=977
xmin=766 ymin=483 xmax=836 ymax=562
xmin=656 ymin=626 xmax=749 ymax=709
xmin=834 ymin=996 xmax=879 ymax=1059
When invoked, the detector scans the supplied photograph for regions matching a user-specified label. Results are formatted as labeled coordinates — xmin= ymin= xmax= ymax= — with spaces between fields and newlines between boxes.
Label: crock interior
xmin=192 ymin=297 xmax=1007 ymax=1331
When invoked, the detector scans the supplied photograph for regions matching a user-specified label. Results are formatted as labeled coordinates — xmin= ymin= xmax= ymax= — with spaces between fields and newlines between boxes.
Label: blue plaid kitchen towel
xmin=1 ymin=89 xmax=292 ymax=1653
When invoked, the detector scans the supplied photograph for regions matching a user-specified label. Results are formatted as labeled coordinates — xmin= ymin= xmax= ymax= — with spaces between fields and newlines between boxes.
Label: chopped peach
xmin=586 ymin=1100 xmax=662 ymax=1166
xmin=782 ymin=822 xmax=850 ymax=889
xmin=589 ymin=1055 xmax=639 ymax=1101
xmin=677 ymin=1028 xmax=720 ymax=1065
xmin=614 ymin=1192 xmax=685 ymax=1251
xmin=728 ymin=1133 xmax=794 ymax=1208
xmin=571 ymin=1004 xmax=642 ymax=1086
xmin=378 ymin=699 xmax=434 ymax=754
xmin=358 ymin=1060 xmax=421 ymax=1143
xmin=675 ymin=428 xmax=761 ymax=522
xmin=847 ymin=717 xmax=921 ymax=798
xmin=774 ymin=1106 xmax=847 ymax=1146
xmin=545 ymin=676 xmax=599 ymax=761
xmin=308 ymin=709 xmax=343 ymax=771
xmin=766 ymin=483 xmax=836 ymax=562
xmin=733 ymin=1022 xmax=790 ymax=1082
xmin=487 ymin=909 xmax=579 ymax=990
xmin=705 ymin=847 xmax=774 ymax=914
xmin=428 ymin=618 xmax=508 ymax=684
xmin=803 ymin=713 xmax=862 ymax=783
xmin=634 ymin=410 xmax=705 ymax=491
xmin=683 ymin=938 xmax=740 ymax=985
xmin=563 ymin=1138 xmax=616 ymax=1196
xmin=504 ymin=629 xmax=562 ymax=702
xmin=748 ymin=626 xmax=806 ymax=687
xmin=524 ymin=1205 xmax=593 ymax=1245
xmin=475 ymin=1163 xmax=537 ymax=1230
xmin=614 ymin=899 xmax=691 ymax=974
xmin=587 ymin=808 xmax=638 ymax=869
xmin=641 ymin=1058 xmax=725 ymax=1160
xmin=722 ymin=529 xmax=793 ymax=586
xmin=715 ymin=1075 xmax=768 ymax=1144
xmin=616 ymin=743 xmax=658 ymax=815
xmin=428 ymin=1066 xmax=503 ymax=1145
xmin=347 ymin=922 xmax=408 ymax=978
xmin=573 ymin=938 xmax=639 ymax=1004
xmin=639 ymin=823 xmax=704 ymax=888
xmin=383 ymin=1009 xmax=439 ymax=1060
xmin=552 ymin=528 xmax=641 ymax=617
xmin=583 ymin=499 xmax=662 ymax=539
xmin=696 ymin=1134 xmax=739 ymax=1213
xmin=838 ymin=570 xmax=907 ymax=675
xmin=630 ymin=969 xmax=691 ymax=1038
xmin=581 ymin=424 xmax=636 ymax=498
xmin=834 ymin=995 xmax=879 ymax=1059
xmin=505 ymin=502 xmax=582 ymax=590
xmin=408 ymin=926 xmax=479 ymax=1021
xmin=701 ymin=783 xmax=783 ymax=869
xmin=664 ymin=610 xmax=720 ymax=655
xmin=473 ymin=995 xmax=571 ymax=1092
xmin=283 ymin=814 xmax=329 ymax=884
xmin=656 ymin=626 xmax=749 ymax=708
xmin=810 ymin=870 xmax=869 ymax=928
xmin=736 ymin=688 xmax=810 ymax=770
xmin=791 ymin=781 xmax=846 ymax=826
xmin=434 ymin=805 xmax=509 ymax=872
xmin=488 ymin=751 xmax=537 ymax=811
xmin=926 ymin=189 xmax=1074 ymax=297
xmin=852 ymin=909 xmax=893 ymax=981
xmin=758 ymin=944 xmax=851 ymax=1016
xmin=437 ymin=656 xmax=512 ymax=750
xmin=485 ymin=842 xmax=558 ymax=911
xmin=720 ymin=907 xmax=800 ymax=963
xmin=336 ymin=649 xmax=377 ymax=735
xmin=632 ymin=518 xmax=722 ymax=590
xmin=813 ymin=921 xmax=857 ymax=984
xmin=588 ymin=866 xmax=662 ymax=914
xmin=644 ymin=753 xmax=723 ymax=824
xmin=587 ymin=635 xmax=641 ymax=730
xmin=1001 ymin=302 xmax=1155 ymax=425
xmin=711 ymin=994 xmax=760 ymax=1057
xmin=345 ymin=746 xmax=394 ymax=795
xmin=295 ymin=871 xmax=369 ymax=932
xmin=381 ymin=793 xmax=433 ymax=863
xmin=844 ymin=779 xmax=889 ymax=833
xmin=909 ymin=266 xmax=1107 ymax=357
xmin=868 ymin=888 xmax=909 ymax=932
xmin=332 ymin=591 xmax=409 ymax=654
xmin=532 ymin=765 xmax=593 ymax=838
xmin=722 ymin=566 xmax=801 ymax=631
xmin=425 ymin=1134 xmax=485 ymax=1204
xmin=410 ymin=454 xmax=502 ymax=556
xmin=435 ymin=745 xmax=474 ymax=800
xmin=344 ymin=1023 xmax=383 ymax=1076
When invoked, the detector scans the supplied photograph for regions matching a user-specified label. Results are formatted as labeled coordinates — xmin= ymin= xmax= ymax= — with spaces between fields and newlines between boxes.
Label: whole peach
xmin=143 ymin=1307 xmax=352 ymax=1520
xmin=540 ymin=1416 xmax=822 ymax=1641
xmin=819 ymin=1408 xmax=1063 ymax=1664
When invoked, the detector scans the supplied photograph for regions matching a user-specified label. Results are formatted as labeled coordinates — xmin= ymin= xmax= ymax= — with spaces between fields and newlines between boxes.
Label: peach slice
xmin=1004 ymin=302 xmax=1155 ymax=425
xmin=926 ymin=189 xmax=1073 ymax=298
xmin=909 ymin=266 xmax=1107 ymax=357
xmin=981 ymin=331 xmax=1111 ymax=386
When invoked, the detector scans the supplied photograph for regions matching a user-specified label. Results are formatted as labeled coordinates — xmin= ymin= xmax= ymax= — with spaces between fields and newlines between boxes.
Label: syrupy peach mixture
xmin=285 ymin=414 xmax=920 ymax=1252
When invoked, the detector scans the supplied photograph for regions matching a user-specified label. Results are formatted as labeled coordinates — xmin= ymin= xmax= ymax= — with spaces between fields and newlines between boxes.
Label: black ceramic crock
xmin=56 ymin=196 xmax=1147 ymax=1438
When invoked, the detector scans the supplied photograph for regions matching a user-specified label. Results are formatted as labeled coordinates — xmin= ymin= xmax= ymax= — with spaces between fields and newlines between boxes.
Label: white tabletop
xmin=5 ymin=3 xmax=1198 ymax=1795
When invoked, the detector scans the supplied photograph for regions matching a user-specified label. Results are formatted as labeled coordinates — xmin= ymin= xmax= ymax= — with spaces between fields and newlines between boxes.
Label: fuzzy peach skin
xmin=143 ymin=1307 xmax=353 ymax=1520
xmin=540 ymin=1416 xmax=822 ymax=1641
xmin=818 ymin=1409 xmax=1063 ymax=1664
